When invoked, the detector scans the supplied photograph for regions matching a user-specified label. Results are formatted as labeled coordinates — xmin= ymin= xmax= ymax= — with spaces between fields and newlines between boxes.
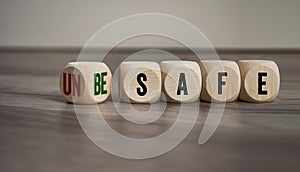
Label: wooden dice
xmin=199 ymin=60 xmax=241 ymax=102
xmin=160 ymin=61 xmax=201 ymax=103
xmin=59 ymin=62 xmax=112 ymax=104
xmin=60 ymin=60 xmax=280 ymax=104
xmin=238 ymin=60 xmax=280 ymax=102
xmin=119 ymin=61 xmax=161 ymax=103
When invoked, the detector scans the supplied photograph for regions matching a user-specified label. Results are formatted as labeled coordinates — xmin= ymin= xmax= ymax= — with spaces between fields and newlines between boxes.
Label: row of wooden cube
xmin=59 ymin=60 xmax=280 ymax=104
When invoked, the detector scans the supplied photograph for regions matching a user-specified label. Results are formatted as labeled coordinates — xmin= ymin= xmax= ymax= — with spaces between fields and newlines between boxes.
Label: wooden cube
xmin=59 ymin=62 xmax=112 ymax=104
xmin=160 ymin=61 xmax=201 ymax=103
xmin=119 ymin=61 xmax=161 ymax=103
xmin=199 ymin=60 xmax=241 ymax=102
xmin=238 ymin=60 xmax=280 ymax=102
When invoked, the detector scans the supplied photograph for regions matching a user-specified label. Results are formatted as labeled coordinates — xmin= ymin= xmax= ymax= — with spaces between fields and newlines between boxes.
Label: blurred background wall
xmin=0 ymin=0 xmax=299 ymax=49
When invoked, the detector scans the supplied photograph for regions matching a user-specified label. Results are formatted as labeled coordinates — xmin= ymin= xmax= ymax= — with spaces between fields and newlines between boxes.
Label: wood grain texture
xmin=160 ymin=61 xmax=201 ymax=103
xmin=199 ymin=60 xmax=241 ymax=102
xmin=119 ymin=61 xmax=161 ymax=103
xmin=59 ymin=62 xmax=112 ymax=104
xmin=238 ymin=60 xmax=280 ymax=102
xmin=0 ymin=51 xmax=300 ymax=172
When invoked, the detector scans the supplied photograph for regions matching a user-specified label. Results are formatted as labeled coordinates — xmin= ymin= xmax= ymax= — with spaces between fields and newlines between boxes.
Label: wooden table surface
xmin=0 ymin=50 xmax=299 ymax=172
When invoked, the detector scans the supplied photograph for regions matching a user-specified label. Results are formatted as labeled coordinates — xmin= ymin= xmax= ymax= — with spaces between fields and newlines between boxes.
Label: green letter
xmin=94 ymin=73 xmax=101 ymax=95
xmin=101 ymin=72 xmax=107 ymax=94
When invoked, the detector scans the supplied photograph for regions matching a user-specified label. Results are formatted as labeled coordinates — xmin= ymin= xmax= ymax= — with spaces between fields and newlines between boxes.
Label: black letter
xmin=137 ymin=73 xmax=147 ymax=96
xmin=258 ymin=72 xmax=267 ymax=95
xmin=177 ymin=73 xmax=188 ymax=95
xmin=218 ymin=72 xmax=227 ymax=95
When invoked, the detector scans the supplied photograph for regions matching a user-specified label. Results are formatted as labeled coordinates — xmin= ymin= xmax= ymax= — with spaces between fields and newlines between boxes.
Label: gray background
xmin=1 ymin=0 xmax=299 ymax=49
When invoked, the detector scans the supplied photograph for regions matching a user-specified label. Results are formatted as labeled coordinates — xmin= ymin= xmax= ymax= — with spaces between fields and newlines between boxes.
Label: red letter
xmin=63 ymin=73 xmax=71 ymax=95
xmin=72 ymin=74 xmax=81 ymax=96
